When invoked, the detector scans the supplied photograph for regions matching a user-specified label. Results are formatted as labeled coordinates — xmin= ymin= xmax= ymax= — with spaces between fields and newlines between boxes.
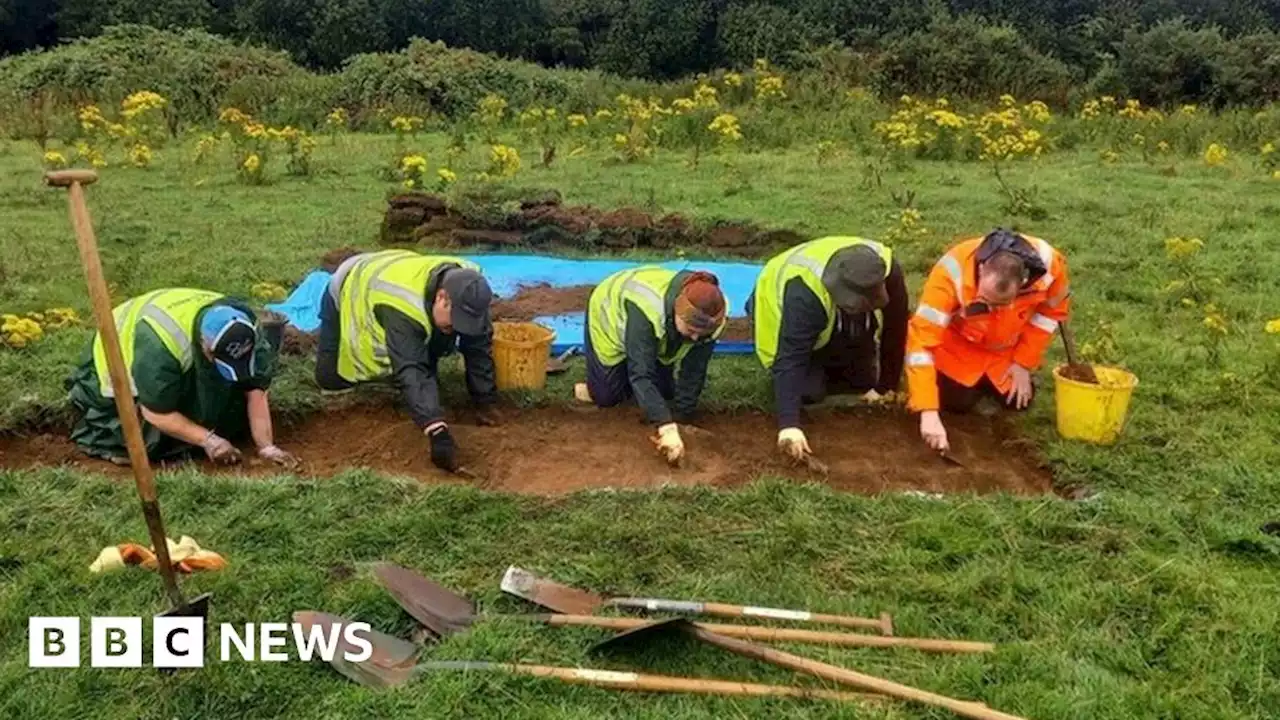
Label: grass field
xmin=1 ymin=134 xmax=1279 ymax=719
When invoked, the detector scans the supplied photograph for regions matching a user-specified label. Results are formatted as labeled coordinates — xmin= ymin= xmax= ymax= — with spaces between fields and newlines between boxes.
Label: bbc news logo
xmin=28 ymin=617 xmax=372 ymax=668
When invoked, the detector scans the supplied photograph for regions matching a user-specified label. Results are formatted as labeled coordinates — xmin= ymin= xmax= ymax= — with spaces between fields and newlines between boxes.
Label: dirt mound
xmin=0 ymin=406 xmax=1055 ymax=497
xmin=380 ymin=191 xmax=794 ymax=257
xmin=281 ymin=326 xmax=318 ymax=356
xmin=320 ymin=246 xmax=363 ymax=273
xmin=721 ymin=317 xmax=752 ymax=342
xmin=492 ymin=284 xmax=594 ymax=322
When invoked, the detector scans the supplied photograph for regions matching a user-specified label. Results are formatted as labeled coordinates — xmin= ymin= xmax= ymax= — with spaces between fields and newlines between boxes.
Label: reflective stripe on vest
xmin=335 ymin=250 xmax=477 ymax=382
xmin=94 ymin=289 xmax=224 ymax=397
xmin=589 ymin=267 xmax=684 ymax=367
xmin=753 ymin=237 xmax=892 ymax=369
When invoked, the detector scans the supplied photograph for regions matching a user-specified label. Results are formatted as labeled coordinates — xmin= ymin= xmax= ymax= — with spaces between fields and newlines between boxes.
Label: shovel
xmin=46 ymin=169 xmax=210 ymax=625
xmin=293 ymin=610 xmax=880 ymax=703
xmin=592 ymin=618 xmax=1023 ymax=720
xmin=1059 ymin=321 xmax=1100 ymax=385
xmin=501 ymin=565 xmax=894 ymax=634
xmin=375 ymin=564 xmax=991 ymax=653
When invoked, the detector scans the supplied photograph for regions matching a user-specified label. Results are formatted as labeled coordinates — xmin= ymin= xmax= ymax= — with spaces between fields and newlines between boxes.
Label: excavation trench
xmin=0 ymin=406 xmax=1054 ymax=496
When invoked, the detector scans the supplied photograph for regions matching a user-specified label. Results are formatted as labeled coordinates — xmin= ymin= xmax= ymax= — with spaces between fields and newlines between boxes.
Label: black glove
xmin=427 ymin=424 xmax=458 ymax=471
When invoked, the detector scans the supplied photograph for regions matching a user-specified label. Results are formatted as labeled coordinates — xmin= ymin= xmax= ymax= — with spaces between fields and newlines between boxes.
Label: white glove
xmin=919 ymin=411 xmax=950 ymax=452
xmin=654 ymin=423 xmax=685 ymax=464
xmin=201 ymin=431 xmax=242 ymax=465
xmin=258 ymin=444 xmax=300 ymax=470
xmin=777 ymin=427 xmax=811 ymax=461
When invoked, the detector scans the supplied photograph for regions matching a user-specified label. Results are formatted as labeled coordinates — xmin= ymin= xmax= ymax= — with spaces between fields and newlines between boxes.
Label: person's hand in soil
xmin=919 ymin=411 xmax=949 ymax=452
xmin=258 ymin=444 xmax=301 ymax=470
xmin=653 ymin=423 xmax=685 ymax=465
xmin=1003 ymin=364 xmax=1034 ymax=409
xmin=425 ymin=422 xmax=459 ymax=471
xmin=475 ymin=406 xmax=503 ymax=427
xmin=777 ymin=427 xmax=811 ymax=462
xmin=201 ymin=431 xmax=243 ymax=465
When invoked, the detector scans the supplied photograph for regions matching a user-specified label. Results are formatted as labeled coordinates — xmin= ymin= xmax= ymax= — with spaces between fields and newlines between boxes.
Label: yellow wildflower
xmin=1264 ymin=318 xmax=1280 ymax=334
xmin=567 ymin=114 xmax=588 ymax=128
xmin=671 ymin=98 xmax=697 ymax=115
xmin=1157 ymin=141 xmax=1171 ymax=153
xmin=400 ymin=154 xmax=429 ymax=172
xmin=437 ymin=168 xmax=457 ymax=185
xmin=242 ymin=153 xmax=261 ymax=173
xmin=707 ymin=113 xmax=743 ymax=142
xmin=326 ymin=108 xmax=348 ymax=128
xmin=1100 ymin=149 xmax=1119 ymax=164
xmin=487 ymin=145 xmax=521 ymax=178
xmin=723 ymin=72 xmax=744 ymax=88
xmin=692 ymin=84 xmax=719 ymax=109
xmin=1180 ymin=104 xmax=1198 ymax=115
xmin=999 ymin=94 xmax=1016 ymax=107
xmin=1262 ymin=142 xmax=1275 ymax=156
xmin=128 ymin=144 xmax=153 ymax=168
xmin=219 ymin=107 xmax=251 ymax=125
xmin=614 ymin=133 xmax=629 ymax=147
xmin=594 ymin=109 xmax=614 ymax=121
xmin=1203 ymin=143 xmax=1228 ymax=167
xmin=1164 ymin=237 xmax=1204 ymax=261
xmin=43 ymin=151 xmax=67 ymax=169
xmin=755 ymin=75 xmax=785 ymax=101
xmin=251 ymin=283 xmax=288 ymax=302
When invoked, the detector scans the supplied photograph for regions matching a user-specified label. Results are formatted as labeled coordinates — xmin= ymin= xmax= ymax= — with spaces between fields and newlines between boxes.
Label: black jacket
xmin=623 ymin=271 xmax=716 ymax=425
xmin=771 ymin=259 xmax=909 ymax=428
xmin=379 ymin=264 xmax=498 ymax=428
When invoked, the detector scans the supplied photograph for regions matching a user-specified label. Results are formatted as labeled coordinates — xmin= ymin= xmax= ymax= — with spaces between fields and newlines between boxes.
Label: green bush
xmin=0 ymin=24 xmax=299 ymax=125
xmin=872 ymin=15 xmax=1076 ymax=103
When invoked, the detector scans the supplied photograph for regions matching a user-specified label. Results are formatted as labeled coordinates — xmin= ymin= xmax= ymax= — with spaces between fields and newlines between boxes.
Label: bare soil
xmin=721 ymin=317 xmax=753 ymax=342
xmin=1060 ymin=363 xmax=1101 ymax=384
xmin=492 ymin=284 xmax=594 ymax=322
xmin=0 ymin=406 xmax=1054 ymax=497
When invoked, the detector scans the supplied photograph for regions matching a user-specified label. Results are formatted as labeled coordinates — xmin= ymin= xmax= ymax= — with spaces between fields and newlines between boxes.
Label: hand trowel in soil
xmin=1059 ymin=320 xmax=1100 ymax=384
xmin=292 ymin=610 xmax=878 ymax=703
xmin=501 ymin=565 xmax=895 ymax=635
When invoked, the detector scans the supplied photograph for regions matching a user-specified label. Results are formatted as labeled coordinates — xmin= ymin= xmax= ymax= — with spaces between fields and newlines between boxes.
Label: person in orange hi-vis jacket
xmin=905 ymin=229 xmax=1071 ymax=451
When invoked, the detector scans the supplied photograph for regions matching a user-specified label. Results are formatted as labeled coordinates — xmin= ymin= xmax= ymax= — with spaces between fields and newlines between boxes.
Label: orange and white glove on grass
xmin=89 ymin=535 xmax=227 ymax=574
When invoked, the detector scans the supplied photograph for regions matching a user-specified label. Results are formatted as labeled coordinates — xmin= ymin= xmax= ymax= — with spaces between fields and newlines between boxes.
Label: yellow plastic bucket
xmin=492 ymin=321 xmax=556 ymax=391
xmin=1052 ymin=365 xmax=1138 ymax=445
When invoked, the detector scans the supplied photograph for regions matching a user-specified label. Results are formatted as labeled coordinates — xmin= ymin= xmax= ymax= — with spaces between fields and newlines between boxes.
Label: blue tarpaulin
xmin=267 ymin=254 xmax=764 ymax=354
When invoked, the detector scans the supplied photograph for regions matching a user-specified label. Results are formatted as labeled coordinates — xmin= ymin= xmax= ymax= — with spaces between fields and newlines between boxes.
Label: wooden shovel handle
xmin=539 ymin=615 xmax=992 ymax=654
xmin=487 ymin=663 xmax=881 ymax=702
xmin=50 ymin=172 xmax=183 ymax=607
xmin=688 ymin=629 xmax=1024 ymax=720
xmin=608 ymin=598 xmax=893 ymax=635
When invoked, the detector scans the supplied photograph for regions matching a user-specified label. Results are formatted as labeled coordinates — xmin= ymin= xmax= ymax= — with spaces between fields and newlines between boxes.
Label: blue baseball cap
xmin=200 ymin=306 xmax=257 ymax=383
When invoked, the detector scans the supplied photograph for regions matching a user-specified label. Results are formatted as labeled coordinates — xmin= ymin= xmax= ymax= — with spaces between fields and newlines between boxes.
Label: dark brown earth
xmin=280 ymin=325 xmax=318 ymax=356
xmin=0 ymin=406 xmax=1054 ymax=497
xmin=491 ymin=283 xmax=595 ymax=322
xmin=381 ymin=191 xmax=789 ymax=257
xmin=319 ymin=246 xmax=363 ymax=273
xmin=721 ymin=317 xmax=753 ymax=342
xmin=1059 ymin=363 xmax=1100 ymax=384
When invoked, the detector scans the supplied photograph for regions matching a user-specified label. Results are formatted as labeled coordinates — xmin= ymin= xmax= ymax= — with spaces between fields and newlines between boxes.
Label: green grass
xmin=1 ymin=134 xmax=1279 ymax=718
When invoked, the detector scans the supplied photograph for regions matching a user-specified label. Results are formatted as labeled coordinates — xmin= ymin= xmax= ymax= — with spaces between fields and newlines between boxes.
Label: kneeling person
xmin=67 ymin=289 xmax=296 ymax=467
xmin=315 ymin=250 xmax=499 ymax=472
xmin=906 ymin=229 xmax=1071 ymax=451
xmin=752 ymin=237 xmax=909 ymax=462
xmin=576 ymin=268 xmax=727 ymax=465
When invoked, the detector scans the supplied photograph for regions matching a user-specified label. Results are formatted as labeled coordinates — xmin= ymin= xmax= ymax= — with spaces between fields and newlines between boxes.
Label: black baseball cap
xmin=822 ymin=245 xmax=889 ymax=312
xmin=200 ymin=306 xmax=257 ymax=382
xmin=439 ymin=268 xmax=493 ymax=336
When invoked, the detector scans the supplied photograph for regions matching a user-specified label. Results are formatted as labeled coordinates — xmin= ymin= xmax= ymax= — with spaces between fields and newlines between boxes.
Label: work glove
xmin=258 ymin=444 xmax=301 ymax=470
xmin=201 ymin=431 xmax=242 ymax=465
xmin=777 ymin=427 xmax=811 ymax=462
xmin=426 ymin=423 xmax=459 ymax=472
xmin=919 ymin=411 xmax=950 ymax=452
xmin=653 ymin=423 xmax=685 ymax=465
xmin=475 ymin=405 xmax=503 ymax=427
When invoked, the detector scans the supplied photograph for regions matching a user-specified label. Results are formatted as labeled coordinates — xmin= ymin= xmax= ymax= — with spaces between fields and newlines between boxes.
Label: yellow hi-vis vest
xmin=94 ymin=288 xmax=224 ymax=397
xmin=753 ymin=237 xmax=892 ymax=369
xmin=336 ymin=250 xmax=478 ymax=383
xmin=587 ymin=267 xmax=725 ymax=368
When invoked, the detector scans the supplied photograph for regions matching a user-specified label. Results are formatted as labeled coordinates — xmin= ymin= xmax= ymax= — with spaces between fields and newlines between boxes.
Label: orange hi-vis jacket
xmin=906 ymin=236 xmax=1071 ymax=412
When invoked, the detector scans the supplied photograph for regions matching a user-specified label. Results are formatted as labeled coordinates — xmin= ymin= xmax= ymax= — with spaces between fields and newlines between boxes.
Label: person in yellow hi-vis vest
xmin=749 ymin=237 xmax=909 ymax=463
xmin=65 ymin=289 xmax=297 ymax=467
xmin=314 ymin=249 xmax=499 ymax=473
xmin=574 ymin=268 xmax=727 ymax=465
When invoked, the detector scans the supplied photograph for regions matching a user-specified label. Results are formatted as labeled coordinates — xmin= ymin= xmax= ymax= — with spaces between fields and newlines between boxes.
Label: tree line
xmin=3 ymin=1 xmax=1280 ymax=105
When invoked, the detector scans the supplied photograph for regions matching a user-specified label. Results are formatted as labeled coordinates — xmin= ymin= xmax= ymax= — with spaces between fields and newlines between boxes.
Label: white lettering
xmin=220 ymin=623 xmax=255 ymax=662
xmin=259 ymin=623 xmax=289 ymax=661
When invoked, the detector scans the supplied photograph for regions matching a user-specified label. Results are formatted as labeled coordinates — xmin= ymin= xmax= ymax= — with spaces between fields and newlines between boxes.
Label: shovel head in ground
xmin=293 ymin=610 xmax=420 ymax=689
xmin=374 ymin=563 xmax=475 ymax=637
xmin=501 ymin=566 xmax=605 ymax=615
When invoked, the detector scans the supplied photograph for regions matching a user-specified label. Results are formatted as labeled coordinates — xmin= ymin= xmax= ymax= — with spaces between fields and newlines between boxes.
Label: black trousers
xmin=801 ymin=316 xmax=879 ymax=403
xmin=938 ymin=372 xmax=1034 ymax=413
xmin=315 ymin=291 xmax=354 ymax=391
xmin=582 ymin=306 xmax=674 ymax=407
